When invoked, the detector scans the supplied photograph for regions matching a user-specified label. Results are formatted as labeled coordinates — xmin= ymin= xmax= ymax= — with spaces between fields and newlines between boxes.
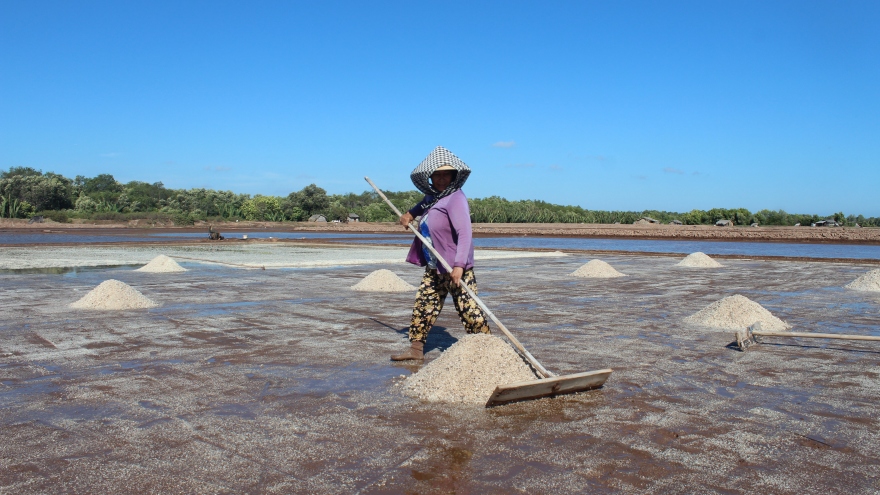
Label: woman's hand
xmin=451 ymin=266 xmax=464 ymax=286
xmin=399 ymin=212 xmax=414 ymax=229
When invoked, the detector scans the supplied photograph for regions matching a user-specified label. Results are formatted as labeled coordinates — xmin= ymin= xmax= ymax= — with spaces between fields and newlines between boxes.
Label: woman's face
xmin=430 ymin=170 xmax=455 ymax=192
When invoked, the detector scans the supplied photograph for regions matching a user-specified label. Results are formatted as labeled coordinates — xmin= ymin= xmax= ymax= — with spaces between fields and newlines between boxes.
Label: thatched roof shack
xmin=715 ymin=219 xmax=732 ymax=227
xmin=309 ymin=214 xmax=327 ymax=222
xmin=812 ymin=219 xmax=840 ymax=227
xmin=634 ymin=217 xmax=660 ymax=225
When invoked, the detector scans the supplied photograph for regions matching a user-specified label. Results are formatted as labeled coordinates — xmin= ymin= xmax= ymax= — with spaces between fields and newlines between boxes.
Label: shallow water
xmin=0 ymin=264 xmax=142 ymax=276
xmin=4 ymin=230 xmax=880 ymax=259
xmin=358 ymin=235 xmax=880 ymax=259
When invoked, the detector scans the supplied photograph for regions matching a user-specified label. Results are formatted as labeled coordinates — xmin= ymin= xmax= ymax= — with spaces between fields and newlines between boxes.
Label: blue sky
xmin=2 ymin=1 xmax=878 ymax=215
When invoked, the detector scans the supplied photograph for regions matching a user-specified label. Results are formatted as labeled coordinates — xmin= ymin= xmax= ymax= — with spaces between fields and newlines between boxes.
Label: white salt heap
xmin=570 ymin=259 xmax=626 ymax=278
xmin=70 ymin=279 xmax=159 ymax=310
xmin=845 ymin=269 xmax=880 ymax=292
xmin=403 ymin=333 xmax=538 ymax=405
xmin=136 ymin=255 xmax=187 ymax=273
xmin=677 ymin=252 xmax=723 ymax=268
xmin=684 ymin=294 xmax=790 ymax=331
xmin=351 ymin=269 xmax=416 ymax=292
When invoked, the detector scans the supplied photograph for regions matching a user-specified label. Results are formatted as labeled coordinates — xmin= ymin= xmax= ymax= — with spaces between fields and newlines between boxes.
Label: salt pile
xmin=351 ymin=269 xmax=416 ymax=292
xmin=684 ymin=294 xmax=790 ymax=331
xmin=402 ymin=334 xmax=538 ymax=405
xmin=677 ymin=252 xmax=723 ymax=268
xmin=136 ymin=255 xmax=186 ymax=273
xmin=70 ymin=279 xmax=159 ymax=310
xmin=570 ymin=259 xmax=626 ymax=278
xmin=845 ymin=269 xmax=880 ymax=292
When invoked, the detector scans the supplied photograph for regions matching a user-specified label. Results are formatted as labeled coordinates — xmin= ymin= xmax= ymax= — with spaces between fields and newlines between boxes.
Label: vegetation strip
xmin=2 ymin=167 xmax=877 ymax=226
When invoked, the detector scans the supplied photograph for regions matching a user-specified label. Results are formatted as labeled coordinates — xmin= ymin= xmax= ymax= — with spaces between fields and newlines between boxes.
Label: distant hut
xmin=715 ymin=219 xmax=732 ymax=227
xmin=643 ymin=217 xmax=659 ymax=224
xmin=309 ymin=214 xmax=327 ymax=222
xmin=813 ymin=219 xmax=839 ymax=227
xmin=750 ymin=222 xmax=759 ymax=227
xmin=634 ymin=217 xmax=659 ymax=225
xmin=347 ymin=213 xmax=360 ymax=223
xmin=669 ymin=220 xmax=682 ymax=225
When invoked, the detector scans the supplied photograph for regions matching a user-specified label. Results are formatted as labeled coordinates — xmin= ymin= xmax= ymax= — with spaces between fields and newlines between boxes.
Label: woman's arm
xmin=399 ymin=195 xmax=432 ymax=229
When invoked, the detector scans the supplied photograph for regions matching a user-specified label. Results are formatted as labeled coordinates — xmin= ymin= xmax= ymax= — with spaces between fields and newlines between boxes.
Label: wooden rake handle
xmin=753 ymin=331 xmax=880 ymax=342
xmin=365 ymin=176 xmax=553 ymax=378
xmin=748 ymin=322 xmax=880 ymax=343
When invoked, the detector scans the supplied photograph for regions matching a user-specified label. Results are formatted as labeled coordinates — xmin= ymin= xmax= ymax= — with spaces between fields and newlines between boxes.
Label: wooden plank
xmin=485 ymin=369 xmax=612 ymax=407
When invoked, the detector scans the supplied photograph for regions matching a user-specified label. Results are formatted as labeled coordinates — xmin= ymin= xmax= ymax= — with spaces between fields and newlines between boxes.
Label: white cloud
xmin=663 ymin=167 xmax=685 ymax=175
xmin=492 ymin=141 xmax=516 ymax=148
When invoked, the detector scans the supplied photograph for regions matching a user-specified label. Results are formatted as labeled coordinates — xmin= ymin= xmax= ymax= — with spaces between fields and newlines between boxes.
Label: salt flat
xmin=0 ymin=242 xmax=564 ymax=270
xmin=1 ymin=245 xmax=879 ymax=493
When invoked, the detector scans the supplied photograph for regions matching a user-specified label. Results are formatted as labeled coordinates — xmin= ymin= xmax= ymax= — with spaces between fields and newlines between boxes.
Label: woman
xmin=391 ymin=146 xmax=491 ymax=361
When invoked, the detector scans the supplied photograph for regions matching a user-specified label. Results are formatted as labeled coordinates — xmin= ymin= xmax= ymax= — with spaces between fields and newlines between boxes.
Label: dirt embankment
xmin=470 ymin=223 xmax=880 ymax=243
xmin=2 ymin=218 xmax=879 ymax=244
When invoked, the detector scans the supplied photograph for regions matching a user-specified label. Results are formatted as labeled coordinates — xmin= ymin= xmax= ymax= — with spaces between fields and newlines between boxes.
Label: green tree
xmin=241 ymin=195 xmax=282 ymax=221
xmin=730 ymin=208 xmax=752 ymax=226
xmin=82 ymin=174 xmax=122 ymax=194
xmin=362 ymin=202 xmax=395 ymax=222
xmin=286 ymin=206 xmax=307 ymax=221
xmin=123 ymin=181 xmax=172 ymax=211
xmin=74 ymin=194 xmax=99 ymax=213
xmin=80 ymin=174 xmax=123 ymax=204
xmin=1 ymin=166 xmax=43 ymax=179
xmin=328 ymin=201 xmax=349 ymax=221
xmin=286 ymin=184 xmax=330 ymax=216
xmin=0 ymin=175 xmax=74 ymax=211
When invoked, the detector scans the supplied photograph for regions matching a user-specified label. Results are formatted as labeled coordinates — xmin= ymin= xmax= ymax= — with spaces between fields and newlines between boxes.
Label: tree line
xmin=1 ymin=166 xmax=877 ymax=227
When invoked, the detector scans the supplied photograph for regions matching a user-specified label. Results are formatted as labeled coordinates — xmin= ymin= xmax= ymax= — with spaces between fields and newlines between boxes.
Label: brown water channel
xmin=1 ymin=253 xmax=879 ymax=493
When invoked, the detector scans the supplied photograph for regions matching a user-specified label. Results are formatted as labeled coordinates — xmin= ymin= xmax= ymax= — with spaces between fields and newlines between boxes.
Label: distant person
xmin=391 ymin=146 xmax=490 ymax=361
xmin=208 ymin=225 xmax=223 ymax=240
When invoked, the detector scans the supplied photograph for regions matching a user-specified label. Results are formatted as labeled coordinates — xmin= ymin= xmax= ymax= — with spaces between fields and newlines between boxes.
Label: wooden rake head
xmin=734 ymin=322 xmax=763 ymax=352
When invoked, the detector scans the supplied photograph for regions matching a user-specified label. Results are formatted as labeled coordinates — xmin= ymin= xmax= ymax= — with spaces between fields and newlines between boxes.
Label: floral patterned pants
xmin=408 ymin=267 xmax=491 ymax=343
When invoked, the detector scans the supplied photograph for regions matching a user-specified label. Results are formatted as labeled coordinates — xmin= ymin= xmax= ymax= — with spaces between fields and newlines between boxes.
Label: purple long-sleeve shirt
xmin=405 ymin=190 xmax=475 ymax=274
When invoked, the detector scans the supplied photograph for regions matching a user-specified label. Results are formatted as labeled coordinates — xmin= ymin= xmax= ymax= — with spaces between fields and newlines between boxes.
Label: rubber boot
xmin=391 ymin=341 xmax=424 ymax=361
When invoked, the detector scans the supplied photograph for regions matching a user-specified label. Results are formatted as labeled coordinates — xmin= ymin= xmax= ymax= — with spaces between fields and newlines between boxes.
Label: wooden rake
xmin=365 ymin=177 xmax=612 ymax=407
xmin=735 ymin=321 xmax=880 ymax=351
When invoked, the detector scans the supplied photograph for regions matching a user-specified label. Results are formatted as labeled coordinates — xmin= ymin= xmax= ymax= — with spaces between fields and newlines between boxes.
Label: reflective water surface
xmin=3 ymin=230 xmax=880 ymax=259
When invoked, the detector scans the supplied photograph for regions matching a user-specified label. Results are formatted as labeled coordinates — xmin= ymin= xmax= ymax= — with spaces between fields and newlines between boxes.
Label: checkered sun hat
xmin=410 ymin=146 xmax=472 ymax=197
